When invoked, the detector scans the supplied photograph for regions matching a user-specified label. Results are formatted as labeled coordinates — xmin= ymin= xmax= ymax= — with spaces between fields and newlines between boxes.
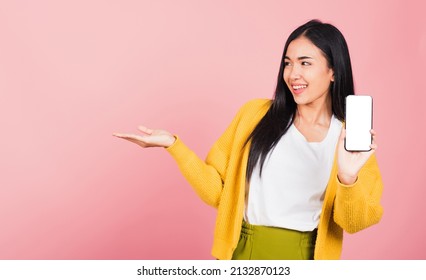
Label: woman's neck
xmin=294 ymin=97 xmax=332 ymax=127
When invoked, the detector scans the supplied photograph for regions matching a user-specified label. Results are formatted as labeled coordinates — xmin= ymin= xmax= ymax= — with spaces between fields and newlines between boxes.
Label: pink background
xmin=0 ymin=0 xmax=425 ymax=259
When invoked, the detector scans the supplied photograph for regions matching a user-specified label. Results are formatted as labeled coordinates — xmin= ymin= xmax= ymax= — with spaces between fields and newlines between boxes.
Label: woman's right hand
xmin=113 ymin=126 xmax=176 ymax=148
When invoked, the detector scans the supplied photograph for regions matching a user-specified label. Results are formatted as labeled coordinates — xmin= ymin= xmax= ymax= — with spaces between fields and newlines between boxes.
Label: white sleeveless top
xmin=245 ymin=115 xmax=342 ymax=231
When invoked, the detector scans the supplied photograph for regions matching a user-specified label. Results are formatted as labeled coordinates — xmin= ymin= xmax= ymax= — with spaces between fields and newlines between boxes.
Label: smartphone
xmin=344 ymin=95 xmax=373 ymax=152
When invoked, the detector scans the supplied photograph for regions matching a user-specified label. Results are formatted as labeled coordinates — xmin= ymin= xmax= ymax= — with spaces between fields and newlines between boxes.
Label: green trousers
xmin=231 ymin=220 xmax=317 ymax=260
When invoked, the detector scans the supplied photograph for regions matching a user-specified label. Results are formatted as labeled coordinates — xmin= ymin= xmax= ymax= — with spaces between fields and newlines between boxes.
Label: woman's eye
xmin=301 ymin=61 xmax=311 ymax=66
xmin=284 ymin=61 xmax=291 ymax=66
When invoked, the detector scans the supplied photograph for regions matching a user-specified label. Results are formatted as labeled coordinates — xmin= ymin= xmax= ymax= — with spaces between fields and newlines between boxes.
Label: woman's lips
xmin=292 ymin=84 xmax=307 ymax=94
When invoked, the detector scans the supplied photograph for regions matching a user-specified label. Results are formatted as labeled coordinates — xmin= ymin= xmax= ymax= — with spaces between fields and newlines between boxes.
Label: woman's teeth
xmin=292 ymin=85 xmax=307 ymax=90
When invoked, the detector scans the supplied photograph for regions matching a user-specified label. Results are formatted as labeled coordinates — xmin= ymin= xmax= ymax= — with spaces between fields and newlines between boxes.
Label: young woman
xmin=113 ymin=19 xmax=383 ymax=260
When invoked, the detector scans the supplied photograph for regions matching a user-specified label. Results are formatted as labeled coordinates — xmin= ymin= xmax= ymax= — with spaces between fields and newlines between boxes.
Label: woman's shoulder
xmin=228 ymin=99 xmax=271 ymax=128
xmin=239 ymin=98 xmax=272 ymax=114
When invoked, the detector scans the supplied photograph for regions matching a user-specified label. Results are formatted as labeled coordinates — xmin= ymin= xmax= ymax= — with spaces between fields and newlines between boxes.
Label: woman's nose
xmin=289 ymin=65 xmax=302 ymax=80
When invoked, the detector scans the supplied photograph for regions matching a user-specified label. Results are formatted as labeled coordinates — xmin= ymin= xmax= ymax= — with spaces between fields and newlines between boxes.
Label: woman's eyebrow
xmin=284 ymin=55 xmax=314 ymax=60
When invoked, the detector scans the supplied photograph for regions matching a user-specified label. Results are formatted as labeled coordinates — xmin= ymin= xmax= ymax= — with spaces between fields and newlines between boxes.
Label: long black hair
xmin=246 ymin=19 xmax=354 ymax=181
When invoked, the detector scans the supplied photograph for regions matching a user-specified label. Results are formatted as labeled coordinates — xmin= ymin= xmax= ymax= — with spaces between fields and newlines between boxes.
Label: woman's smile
xmin=291 ymin=83 xmax=308 ymax=94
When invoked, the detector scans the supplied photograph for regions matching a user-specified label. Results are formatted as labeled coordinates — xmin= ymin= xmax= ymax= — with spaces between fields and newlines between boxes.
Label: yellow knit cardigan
xmin=166 ymin=99 xmax=383 ymax=260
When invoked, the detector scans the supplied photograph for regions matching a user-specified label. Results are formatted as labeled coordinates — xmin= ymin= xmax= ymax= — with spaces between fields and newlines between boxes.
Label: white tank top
xmin=245 ymin=115 xmax=342 ymax=231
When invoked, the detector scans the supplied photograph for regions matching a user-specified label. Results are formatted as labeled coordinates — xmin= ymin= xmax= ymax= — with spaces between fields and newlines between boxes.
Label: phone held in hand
xmin=344 ymin=95 xmax=373 ymax=152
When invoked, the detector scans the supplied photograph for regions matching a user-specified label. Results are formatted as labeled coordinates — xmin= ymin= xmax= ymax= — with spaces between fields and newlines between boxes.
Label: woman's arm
xmin=333 ymin=154 xmax=384 ymax=233
xmin=333 ymin=128 xmax=384 ymax=233
xmin=113 ymin=102 xmax=249 ymax=208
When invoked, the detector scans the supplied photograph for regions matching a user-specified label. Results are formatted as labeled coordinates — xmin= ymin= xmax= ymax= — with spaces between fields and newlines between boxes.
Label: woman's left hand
xmin=336 ymin=128 xmax=378 ymax=185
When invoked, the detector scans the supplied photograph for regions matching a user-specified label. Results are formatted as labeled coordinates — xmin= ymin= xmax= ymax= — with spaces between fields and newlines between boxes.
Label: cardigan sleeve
xmin=165 ymin=102 xmax=248 ymax=208
xmin=333 ymin=154 xmax=384 ymax=233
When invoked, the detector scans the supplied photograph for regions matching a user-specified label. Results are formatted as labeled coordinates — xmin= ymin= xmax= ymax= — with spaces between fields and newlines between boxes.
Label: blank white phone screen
xmin=345 ymin=95 xmax=373 ymax=151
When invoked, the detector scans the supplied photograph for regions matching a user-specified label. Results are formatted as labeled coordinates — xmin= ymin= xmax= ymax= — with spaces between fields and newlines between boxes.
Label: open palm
xmin=113 ymin=126 xmax=176 ymax=148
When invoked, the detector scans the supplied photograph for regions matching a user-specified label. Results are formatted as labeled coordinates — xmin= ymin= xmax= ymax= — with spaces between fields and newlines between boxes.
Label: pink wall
xmin=0 ymin=0 xmax=424 ymax=259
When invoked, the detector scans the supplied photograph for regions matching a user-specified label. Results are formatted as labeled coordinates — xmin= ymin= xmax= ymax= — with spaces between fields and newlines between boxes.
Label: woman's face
xmin=283 ymin=36 xmax=334 ymax=107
